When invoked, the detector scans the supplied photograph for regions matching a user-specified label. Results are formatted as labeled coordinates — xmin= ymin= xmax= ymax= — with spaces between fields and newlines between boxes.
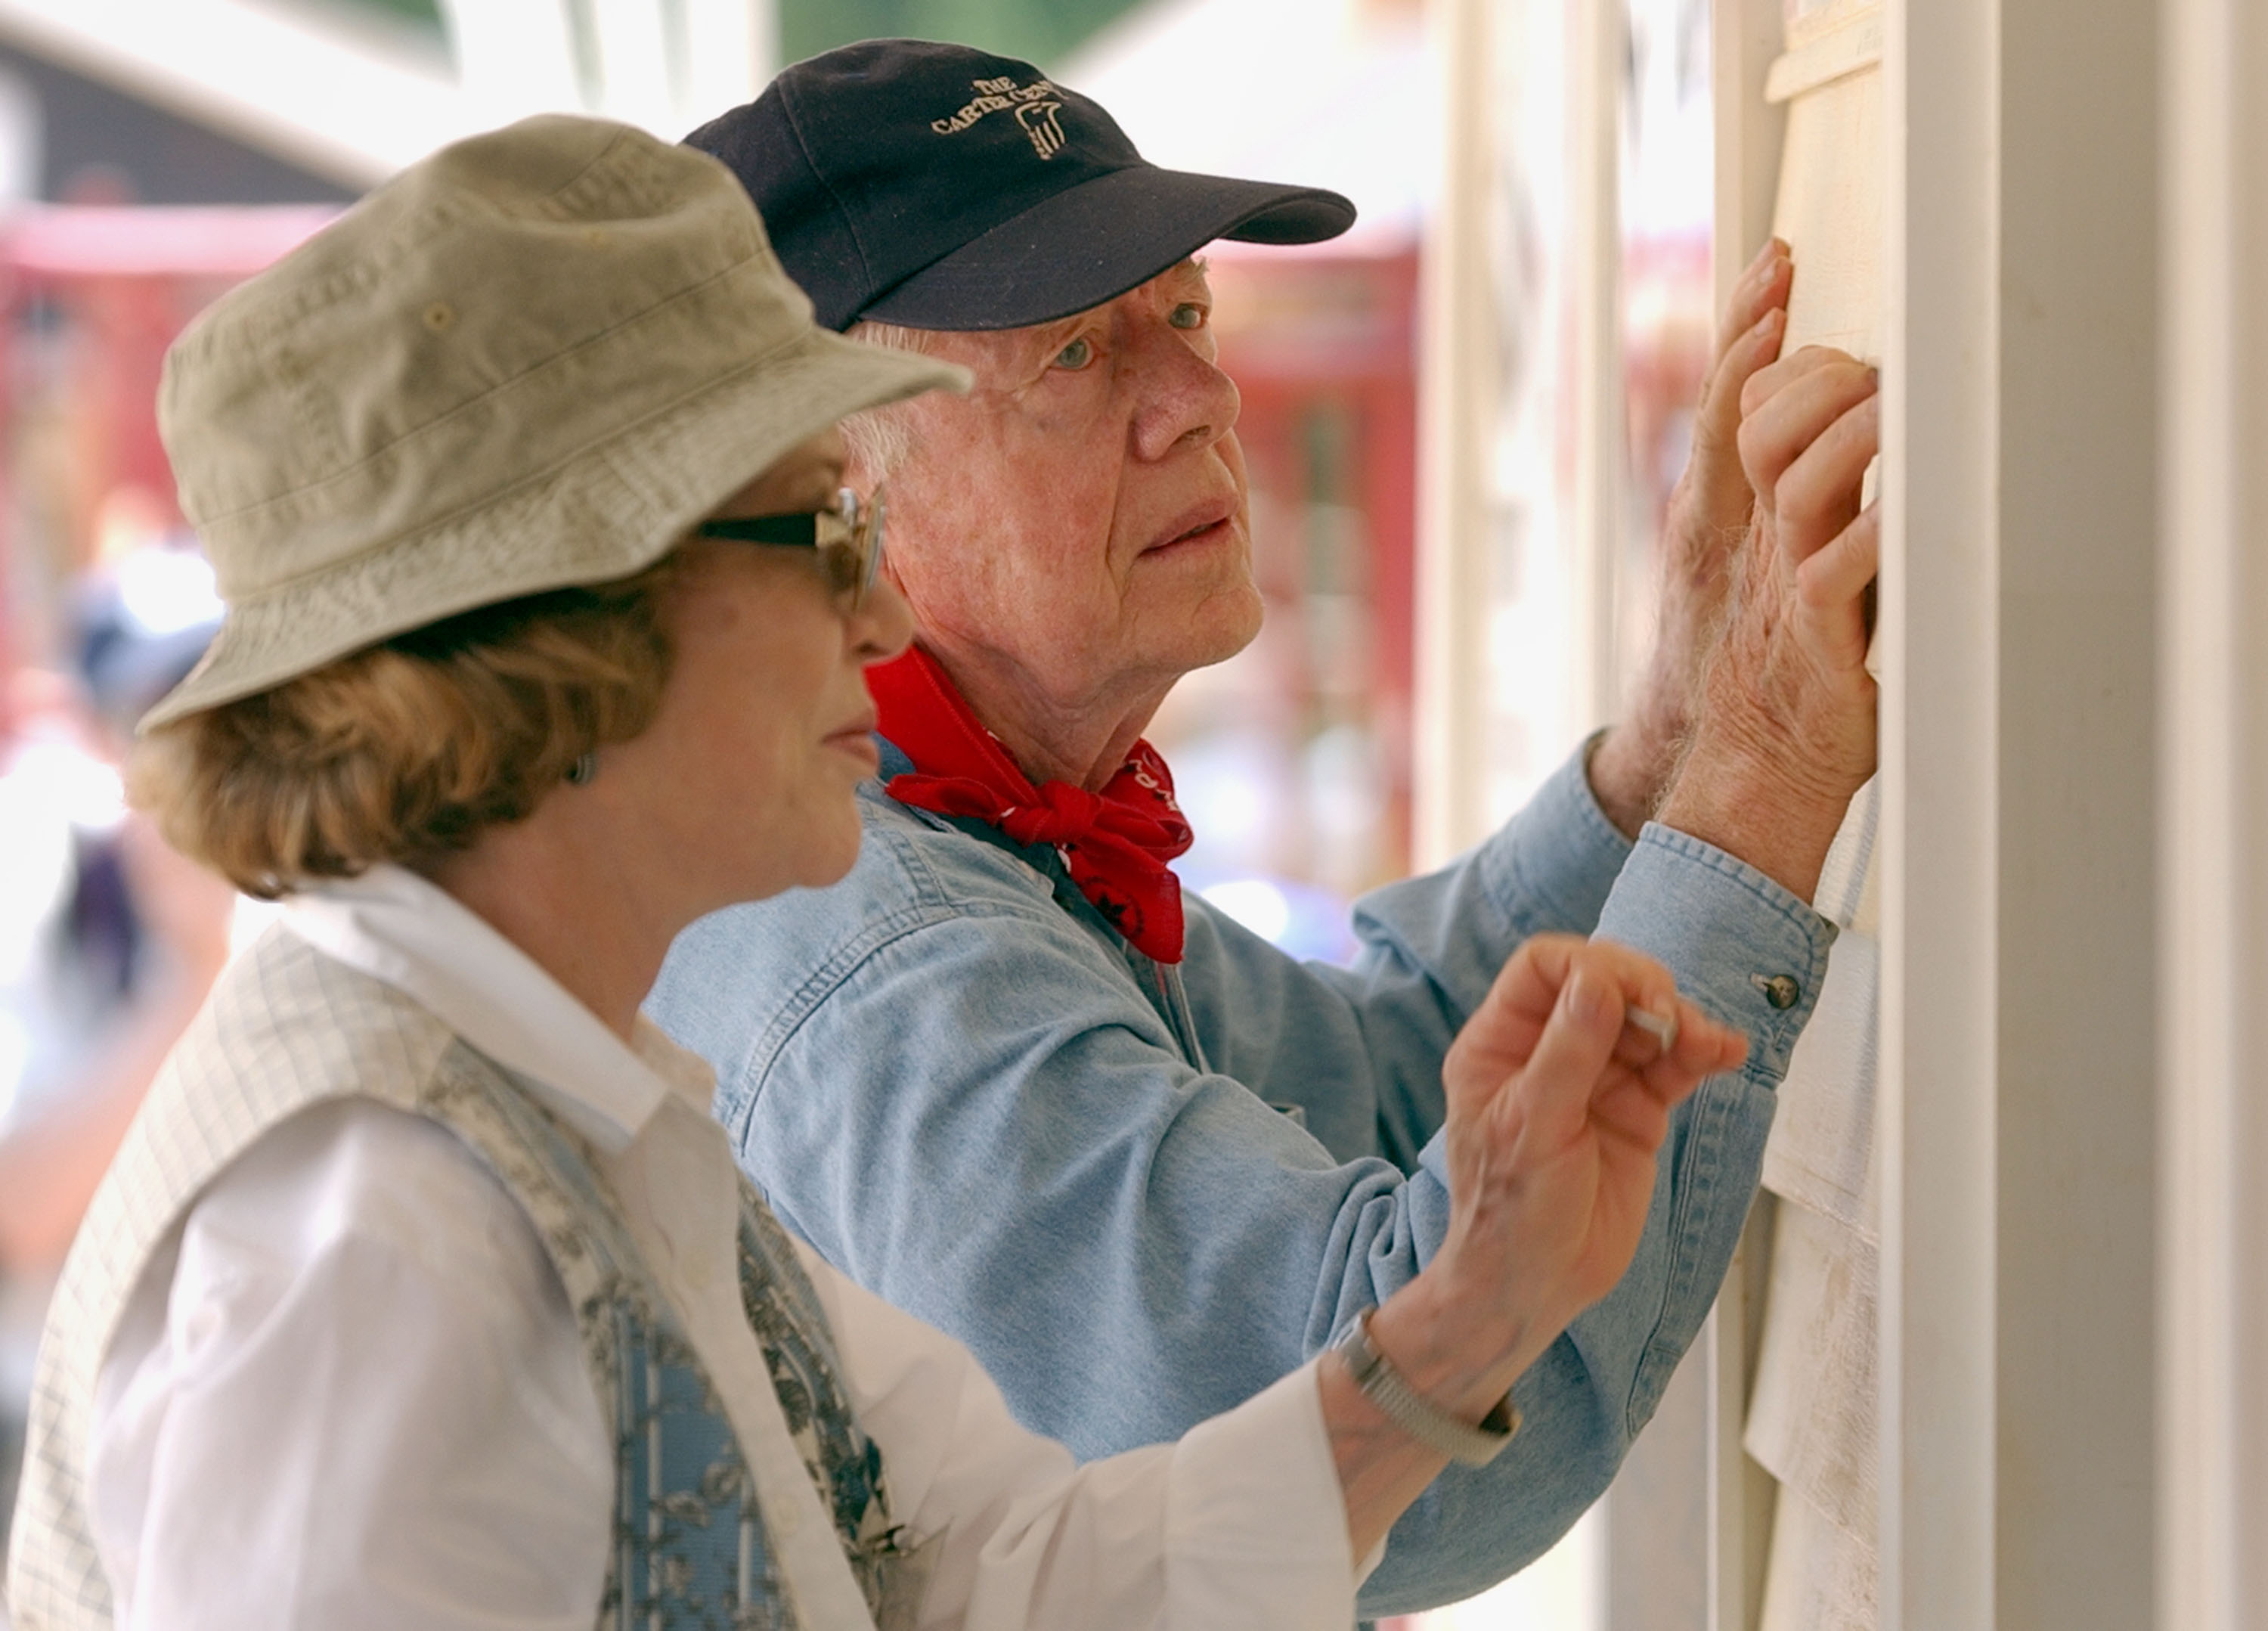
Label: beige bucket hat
xmin=141 ymin=113 xmax=967 ymax=730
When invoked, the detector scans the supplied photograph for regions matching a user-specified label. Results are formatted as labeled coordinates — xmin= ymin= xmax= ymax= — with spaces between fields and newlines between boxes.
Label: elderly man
xmin=652 ymin=39 xmax=1879 ymax=1615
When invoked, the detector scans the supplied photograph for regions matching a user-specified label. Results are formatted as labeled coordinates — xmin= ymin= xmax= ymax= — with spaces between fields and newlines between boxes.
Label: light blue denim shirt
xmin=650 ymin=742 xmax=1834 ymax=1616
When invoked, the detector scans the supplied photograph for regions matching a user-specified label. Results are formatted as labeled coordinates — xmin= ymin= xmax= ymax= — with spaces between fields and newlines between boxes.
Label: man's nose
xmin=1127 ymin=326 xmax=1240 ymax=462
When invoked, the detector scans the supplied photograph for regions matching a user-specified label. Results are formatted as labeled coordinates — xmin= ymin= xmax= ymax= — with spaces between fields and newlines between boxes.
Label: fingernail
xmin=1567 ymin=972 xmax=1605 ymax=1024
xmin=1625 ymin=1006 xmax=1679 ymax=1050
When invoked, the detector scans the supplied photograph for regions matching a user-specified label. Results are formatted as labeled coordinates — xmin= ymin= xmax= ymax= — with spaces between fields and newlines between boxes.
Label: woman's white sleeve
xmin=796 ymin=1241 xmax=1359 ymax=1631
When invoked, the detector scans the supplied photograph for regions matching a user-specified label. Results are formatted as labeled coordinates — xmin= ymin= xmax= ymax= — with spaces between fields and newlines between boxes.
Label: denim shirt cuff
xmin=1594 ymin=824 xmax=1837 ymax=1081
xmin=1476 ymin=736 xmax=1635 ymax=941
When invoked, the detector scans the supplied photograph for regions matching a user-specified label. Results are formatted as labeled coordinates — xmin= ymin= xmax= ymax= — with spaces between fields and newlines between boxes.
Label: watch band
xmin=1335 ymin=1307 xmax=1520 ymax=1466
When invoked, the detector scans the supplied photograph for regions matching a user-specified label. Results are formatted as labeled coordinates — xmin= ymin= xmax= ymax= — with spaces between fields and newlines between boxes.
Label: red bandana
xmin=868 ymin=647 xmax=1194 ymax=963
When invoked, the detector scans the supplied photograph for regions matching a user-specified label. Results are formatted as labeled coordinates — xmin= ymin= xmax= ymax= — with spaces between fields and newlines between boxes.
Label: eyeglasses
xmin=694 ymin=486 xmax=887 ymax=609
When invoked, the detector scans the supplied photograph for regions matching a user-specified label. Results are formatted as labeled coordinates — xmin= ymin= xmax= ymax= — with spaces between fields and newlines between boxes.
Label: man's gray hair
xmin=839 ymin=320 xmax=938 ymax=479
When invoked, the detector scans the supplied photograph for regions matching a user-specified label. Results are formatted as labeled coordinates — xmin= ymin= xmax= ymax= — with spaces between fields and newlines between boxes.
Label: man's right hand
xmin=1318 ymin=935 xmax=1745 ymax=1559
xmin=1656 ymin=345 xmax=1881 ymax=903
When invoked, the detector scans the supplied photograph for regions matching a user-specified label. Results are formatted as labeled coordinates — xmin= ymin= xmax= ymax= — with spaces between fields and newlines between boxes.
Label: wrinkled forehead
xmin=952 ymin=258 xmax=1214 ymax=365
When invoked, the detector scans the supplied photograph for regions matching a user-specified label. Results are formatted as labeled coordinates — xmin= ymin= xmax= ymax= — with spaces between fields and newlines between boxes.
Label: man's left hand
xmin=1589 ymin=237 xmax=1793 ymax=837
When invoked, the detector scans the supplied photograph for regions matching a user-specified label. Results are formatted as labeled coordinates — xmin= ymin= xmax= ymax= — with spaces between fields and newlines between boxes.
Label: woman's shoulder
xmin=193 ymin=921 xmax=463 ymax=1087
xmin=144 ymin=926 xmax=467 ymax=1143
xmin=72 ymin=928 xmax=483 ymax=1310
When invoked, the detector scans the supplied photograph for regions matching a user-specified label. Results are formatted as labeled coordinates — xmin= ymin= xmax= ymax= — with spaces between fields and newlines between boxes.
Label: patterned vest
xmin=5 ymin=929 xmax=924 ymax=1630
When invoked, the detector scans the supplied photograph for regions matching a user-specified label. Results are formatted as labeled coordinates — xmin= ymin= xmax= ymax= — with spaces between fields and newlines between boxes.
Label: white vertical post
xmin=1990 ymin=0 xmax=2161 ymax=1619
xmin=675 ymin=0 xmax=773 ymax=124
xmin=1879 ymin=0 xmax=2003 ymax=1617
xmin=2158 ymin=0 xmax=2268 ymax=1624
xmin=440 ymin=0 xmax=772 ymax=135
xmin=1566 ymin=0 xmax=1625 ymax=734
xmin=1882 ymin=0 xmax=2161 ymax=1627
xmin=1702 ymin=1210 xmax=1773 ymax=1631
xmin=1413 ymin=0 xmax=1499 ymax=866
xmin=440 ymin=0 xmax=584 ymax=124
xmin=589 ymin=0 xmax=678 ymax=129
xmin=1711 ymin=0 xmax=1783 ymax=310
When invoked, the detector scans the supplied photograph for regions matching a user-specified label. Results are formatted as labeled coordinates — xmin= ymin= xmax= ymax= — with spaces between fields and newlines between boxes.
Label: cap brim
xmin=856 ymin=163 xmax=1356 ymax=331
xmin=141 ymin=330 xmax=965 ymax=731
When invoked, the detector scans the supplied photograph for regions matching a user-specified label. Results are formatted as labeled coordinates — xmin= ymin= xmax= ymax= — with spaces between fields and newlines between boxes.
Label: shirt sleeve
xmin=795 ymin=1241 xmax=1359 ymax=1631
xmin=85 ymin=1098 xmax=612 ymax=1631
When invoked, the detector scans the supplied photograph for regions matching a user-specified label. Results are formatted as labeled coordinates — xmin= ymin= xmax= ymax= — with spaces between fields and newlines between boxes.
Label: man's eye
xmin=1168 ymin=303 xmax=1207 ymax=330
xmin=1052 ymin=336 xmax=1095 ymax=370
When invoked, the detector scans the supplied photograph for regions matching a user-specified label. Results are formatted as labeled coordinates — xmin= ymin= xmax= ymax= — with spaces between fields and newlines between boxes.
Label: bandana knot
xmin=867 ymin=647 xmax=1194 ymax=963
xmin=999 ymin=782 xmax=1105 ymax=848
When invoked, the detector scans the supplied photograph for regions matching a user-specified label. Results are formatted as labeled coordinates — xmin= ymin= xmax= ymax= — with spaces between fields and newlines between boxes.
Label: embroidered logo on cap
xmin=931 ymin=76 xmax=1070 ymax=159
xmin=1015 ymin=100 xmax=1066 ymax=158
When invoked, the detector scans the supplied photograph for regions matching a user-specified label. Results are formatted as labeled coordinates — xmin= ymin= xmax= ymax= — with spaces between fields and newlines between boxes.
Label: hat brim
xmin=854 ymin=163 xmax=1355 ymax=332
xmin=141 ymin=330 xmax=965 ymax=731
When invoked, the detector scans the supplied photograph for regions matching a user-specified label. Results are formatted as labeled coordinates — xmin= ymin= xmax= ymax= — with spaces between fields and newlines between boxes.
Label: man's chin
xmin=1167 ymin=585 xmax=1266 ymax=675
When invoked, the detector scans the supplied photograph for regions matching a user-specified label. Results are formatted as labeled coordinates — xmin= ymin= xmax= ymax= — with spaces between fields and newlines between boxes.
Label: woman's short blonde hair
xmin=132 ymin=558 xmax=681 ymax=898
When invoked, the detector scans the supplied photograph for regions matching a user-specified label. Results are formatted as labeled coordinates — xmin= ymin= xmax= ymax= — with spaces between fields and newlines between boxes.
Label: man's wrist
xmin=1655 ymin=730 xmax=1857 ymax=904
xmin=1587 ymin=713 xmax=1680 ymax=842
xmin=1586 ymin=730 xmax=1650 ymax=840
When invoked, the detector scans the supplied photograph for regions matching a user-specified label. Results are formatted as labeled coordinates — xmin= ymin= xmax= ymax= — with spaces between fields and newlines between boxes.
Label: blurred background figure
xmin=0 ymin=513 xmax=231 ymax=1555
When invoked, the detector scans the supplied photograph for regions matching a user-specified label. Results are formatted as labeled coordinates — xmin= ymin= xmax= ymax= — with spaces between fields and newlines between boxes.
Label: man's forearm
xmin=1363 ymin=828 xmax=1810 ymax=1614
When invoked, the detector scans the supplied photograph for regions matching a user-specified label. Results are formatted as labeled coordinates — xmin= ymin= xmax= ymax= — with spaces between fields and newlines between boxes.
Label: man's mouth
xmin=1145 ymin=501 xmax=1238 ymax=555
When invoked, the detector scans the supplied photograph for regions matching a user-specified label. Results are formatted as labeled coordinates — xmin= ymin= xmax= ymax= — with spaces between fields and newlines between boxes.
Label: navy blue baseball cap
xmin=683 ymin=39 xmax=1357 ymax=332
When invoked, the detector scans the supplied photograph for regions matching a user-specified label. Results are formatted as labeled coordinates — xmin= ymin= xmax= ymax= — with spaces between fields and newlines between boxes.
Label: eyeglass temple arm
xmin=694 ymin=513 xmax=820 ymax=544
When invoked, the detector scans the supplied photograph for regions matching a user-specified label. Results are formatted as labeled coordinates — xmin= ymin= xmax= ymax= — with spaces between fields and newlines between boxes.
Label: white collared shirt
xmin=85 ymin=864 xmax=1358 ymax=1630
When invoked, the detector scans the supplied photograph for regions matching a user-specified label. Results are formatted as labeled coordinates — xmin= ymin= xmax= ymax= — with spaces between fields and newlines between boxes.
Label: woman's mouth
xmin=827 ymin=720 xmax=881 ymax=772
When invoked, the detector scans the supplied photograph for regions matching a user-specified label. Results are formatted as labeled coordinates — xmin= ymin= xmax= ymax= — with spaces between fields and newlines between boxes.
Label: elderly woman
xmin=3 ymin=118 xmax=1743 ymax=1631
